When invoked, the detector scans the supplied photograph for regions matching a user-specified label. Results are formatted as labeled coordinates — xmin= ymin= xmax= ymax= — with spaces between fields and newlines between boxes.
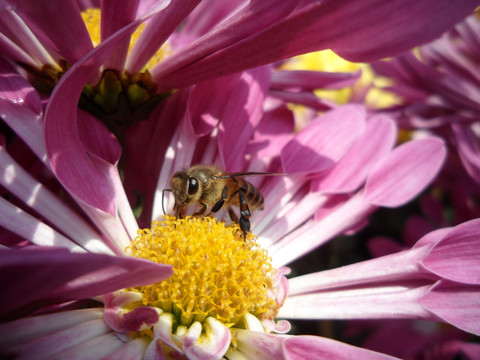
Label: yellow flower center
xmin=22 ymin=8 xmax=172 ymax=137
xmin=126 ymin=216 xmax=279 ymax=329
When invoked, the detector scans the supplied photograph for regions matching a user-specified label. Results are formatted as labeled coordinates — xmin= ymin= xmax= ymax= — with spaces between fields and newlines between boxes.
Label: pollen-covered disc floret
xmin=126 ymin=216 xmax=279 ymax=328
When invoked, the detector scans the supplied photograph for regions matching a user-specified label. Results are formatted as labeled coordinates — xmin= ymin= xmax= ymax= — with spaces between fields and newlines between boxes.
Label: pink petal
xmin=0 ymin=247 xmax=172 ymax=320
xmin=423 ymin=218 xmax=480 ymax=285
xmin=218 ymin=68 xmax=269 ymax=170
xmin=281 ymin=105 xmax=366 ymax=174
xmin=44 ymin=4 xmax=169 ymax=214
xmin=44 ymin=31 xmax=140 ymax=214
xmin=104 ymin=306 xmax=160 ymax=333
xmin=279 ymin=283 xmax=432 ymax=320
xmin=0 ymin=57 xmax=42 ymax=114
xmin=313 ymin=115 xmax=396 ymax=193
xmin=284 ymin=335 xmax=398 ymax=360
xmin=183 ymin=318 xmax=231 ymax=360
xmin=271 ymin=70 xmax=361 ymax=91
xmin=452 ymin=123 xmax=480 ymax=185
xmin=419 ymin=280 xmax=480 ymax=336
xmin=100 ymin=337 xmax=149 ymax=360
xmin=126 ymin=0 xmax=201 ymax=73
xmin=100 ymin=0 xmax=140 ymax=69
xmin=0 ymin=8 xmax=55 ymax=66
xmin=48 ymin=332 xmax=124 ymax=360
xmin=153 ymin=0 xmax=477 ymax=90
xmin=0 ymin=147 xmax=111 ymax=254
xmin=0 ymin=308 xmax=104 ymax=347
xmin=45 ymin=109 xmax=120 ymax=216
xmin=12 ymin=0 xmax=94 ymax=63
xmin=235 ymin=330 xmax=285 ymax=359
xmin=287 ymin=247 xmax=429 ymax=296
xmin=364 ymin=137 xmax=447 ymax=207
xmin=5 ymin=318 xmax=112 ymax=360
xmin=247 ymin=105 xmax=294 ymax=162
xmin=0 ymin=197 xmax=82 ymax=251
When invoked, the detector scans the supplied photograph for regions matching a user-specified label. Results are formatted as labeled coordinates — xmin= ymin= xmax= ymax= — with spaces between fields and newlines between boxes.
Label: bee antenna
xmin=162 ymin=189 xmax=173 ymax=215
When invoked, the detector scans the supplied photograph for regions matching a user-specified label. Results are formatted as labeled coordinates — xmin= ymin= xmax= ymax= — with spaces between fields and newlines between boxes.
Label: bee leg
xmin=237 ymin=191 xmax=251 ymax=240
xmin=192 ymin=203 xmax=207 ymax=217
xmin=209 ymin=186 xmax=229 ymax=214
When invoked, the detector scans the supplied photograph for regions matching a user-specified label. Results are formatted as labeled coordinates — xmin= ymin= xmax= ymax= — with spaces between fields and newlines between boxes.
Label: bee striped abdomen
xmin=230 ymin=177 xmax=264 ymax=210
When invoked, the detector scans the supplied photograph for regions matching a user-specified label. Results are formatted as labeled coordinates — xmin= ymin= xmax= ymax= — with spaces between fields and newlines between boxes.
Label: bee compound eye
xmin=188 ymin=177 xmax=199 ymax=195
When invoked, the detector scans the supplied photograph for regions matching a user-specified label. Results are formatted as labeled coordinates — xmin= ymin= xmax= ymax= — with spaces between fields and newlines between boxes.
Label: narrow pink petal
xmin=153 ymin=0 xmax=477 ymax=90
xmin=287 ymin=247 xmax=430 ymax=296
xmin=49 ymin=332 xmax=124 ymax=360
xmin=271 ymin=70 xmax=361 ymax=91
xmin=452 ymin=123 xmax=480 ymax=185
xmin=364 ymin=137 xmax=447 ymax=207
xmin=180 ymin=0 xmax=247 ymax=39
xmin=0 ymin=308 xmax=104 ymax=347
xmin=0 ymin=31 xmax=38 ymax=67
xmin=45 ymin=110 xmax=120 ymax=216
xmin=12 ymin=0 xmax=94 ymax=63
xmin=100 ymin=337 xmax=149 ymax=360
xmin=0 ymin=247 xmax=172 ymax=319
xmin=0 ymin=57 xmax=42 ymax=114
xmin=127 ymin=0 xmax=201 ymax=73
xmin=284 ymin=335 xmax=399 ymax=360
xmin=6 ymin=318 xmax=111 ymax=360
xmin=313 ymin=115 xmax=396 ymax=193
xmin=218 ymin=67 xmax=269 ymax=170
xmin=269 ymin=193 xmax=372 ymax=267
xmin=247 ymin=105 xmax=294 ymax=163
xmin=0 ymin=8 xmax=56 ymax=66
xmin=0 ymin=197 xmax=83 ymax=251
xmin=279 ymin=283 xmax=432 ymax=320
xmin=0 ymin=99 xmax=46 ymax=161
xmin=281 ymin=105 xmax=366 ymax=173
xmin=419 ymin=280 xmax=480 ymax=336
xmin=235 ymin=330 xmax=285 ymax=359
xmin=100 ymin=0 xmax=140 ymax=69
xmin=0 ymin=147 xmax=111 ymax=254
xmin=423 ymin=219 xmax=480 ymax=285
xmin=77 ymin=203 xmax=132 ymax=255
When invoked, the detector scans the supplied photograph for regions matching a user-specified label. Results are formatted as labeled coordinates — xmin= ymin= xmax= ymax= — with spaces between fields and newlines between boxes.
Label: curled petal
xmin=104 ymin=305 xmax=161 ymax=333
xmin=183 ymin=318 xmax=231 ymax=360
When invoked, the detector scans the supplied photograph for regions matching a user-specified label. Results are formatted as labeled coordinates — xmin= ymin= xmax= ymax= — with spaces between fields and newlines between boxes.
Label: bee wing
xmin=216 ymin=171 xmax=286 ymax=179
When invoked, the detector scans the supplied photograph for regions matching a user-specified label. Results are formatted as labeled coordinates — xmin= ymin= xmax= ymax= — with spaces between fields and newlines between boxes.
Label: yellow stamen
xmin=126 ymin=216 xmax=278 ymax=329
xmin=82 ymin=8 xmax=168 ymax=71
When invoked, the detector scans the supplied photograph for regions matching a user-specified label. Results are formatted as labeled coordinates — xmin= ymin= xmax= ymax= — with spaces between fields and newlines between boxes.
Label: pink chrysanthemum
xmin=0 ymin=2 xmax=478 ymax=359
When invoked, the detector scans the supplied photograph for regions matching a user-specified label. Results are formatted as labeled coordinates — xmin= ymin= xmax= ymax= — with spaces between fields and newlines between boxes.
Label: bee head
xmin=170 ymin=171 xmax=200 ymax=209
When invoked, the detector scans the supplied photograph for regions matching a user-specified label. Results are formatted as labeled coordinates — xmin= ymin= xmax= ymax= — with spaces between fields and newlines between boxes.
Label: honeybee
xmin=164 ymin=165 xmax=281 ymax=237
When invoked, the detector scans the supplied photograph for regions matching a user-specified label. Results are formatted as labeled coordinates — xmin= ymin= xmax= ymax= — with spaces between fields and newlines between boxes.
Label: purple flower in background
xmin=373 ymin=14 xmax=480 ymax=186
